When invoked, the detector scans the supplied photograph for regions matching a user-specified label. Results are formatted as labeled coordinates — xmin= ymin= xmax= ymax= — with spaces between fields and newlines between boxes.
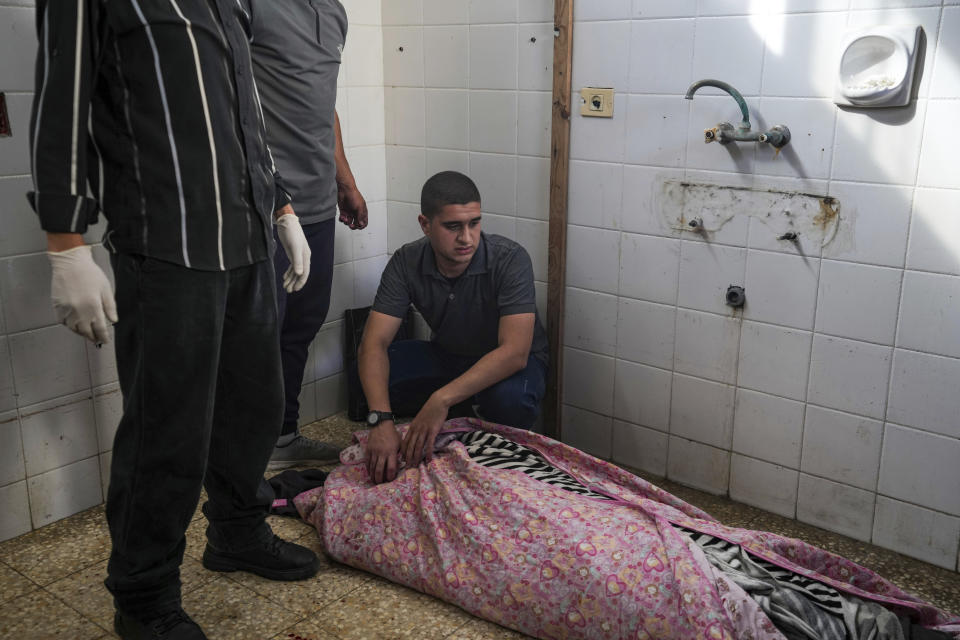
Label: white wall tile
xmin=888 ymin=349 xmax=960 ymax=439
xmin=575 ymin=1 xmax=631 ymax=21
xmin=670 ymin=373 xmax=735 ymax=449
xmin=691 ymin=16 xmax=765 ymax=97
xmin=20 ymin=396 xmax=98 ymax=477
xmin=469 ymin=25 xmax=518 ymax=90
xmin=563 ymin=348 xmax=615 ymax=415
xmin=383 ymin=27 xmax=424 ymax=86
xmin=518 ymin=23 xmax=553 ymax=91
xmin=534 ymin=281 xmax=546 ymax=319
xmin=930 ymin=8 xmax=960 ymax=99
xmin=743 ymin=250 xmax=820 ymax=330
xmin=677 ymin=241 xmax=747 ymax=315
xmin=99 ymin=451 xmax=111 ymax=499
xmin=353 ymin=201 xmax=389 ymax=260
xmin=345 ymin=25 xmax=384 ymax=86
xmin=310 ymin=321 xmax=346 ymax=381
xmin=667 ymin=436 xmax=730 ymax=495
xmin=566 ymin=226 xmax=620 ymax=294
xmin=879 ymin=424 xmax=960 ymax=516
xmin=519 ymin=1 xmax=552 ymax=23
xmin=801 ymin=404 xmax=883 ymax=490
xmin=348 ymin=87 xmax=387 ymax=147
xmin=631 ymin=0 xmax=697 ymax=18
xmin=0 ymin=176 xmax=45 ymax=259
xmin=917 ymin=100 xmax=960 ymax=189
xmin=822 ymin=182 xmax=912 ymax=269
xmin=386 ymin=146 xmax=425 ymax=203
xmin=616 ymin=298 xmax=676 ymax=370
xmin=296 ymin=381 xmax=317 ymax=428
xmin=85 ymin=328 xmax=117 ymax=389
xmin=0 ymin=93 xmax=32 ymax=176
xmin=897 ymin=270 xmax=960 ymax=359
xmin=334 ymin=220 xmax=356 ymax=265
xmin=568 ymin=161 xmax=623 ymax=230
xmin=0 ymin=481 xmax=31 ymax=542
xmin=385 ymin=88 xmax=425 ymax=147
xmin=427 ymin=148 xmax=469 ymax=176
xmin=730 ymin=454 xmax=798 ymax=518
xmin=627 ymin=19 xmax=695 ymax=94
xmin=797 ymin=474 xmax=875 ymax=542
xmin=907 ymin=188 xmax=960 ymax=276
xmin=733 ymin=389 xmax=805 ymax=468
xmin=563 ymin=287 xmax=618 ymax=355
xmin=355 ymin=254 xmax=389 ymax=307
xmin=349 ymin=145 xmax=388 ymax=203
xmin=517 ymin=90 xmax=552 ymax=157
xmin=383 ymin=0 xmax=421 ymax=25
xmin=808 ymin=335 xmax=891 ymax=419
xmin=469 ymin=152 xmax=517 ymax=214
xmin=328 ymin=261 xmax=356 ymax=322
xmin=316 ymin=372 xmax=348 ymax=419
xmin=422 ymin=0 xmax=467 ymax=24
xmin=613 ymin=359 xmax=671 ymax=431
xmin=516 ymin=156 xmax=549 ymax=220
xmin=753 ymin=98 xmax=836 ymax=179
xmin=815 ymin=260 xmax=902 ymax=344
xmin=0 ymin=411 xmax=24 ymax=486
xmin=468 ymin=0 xmax=517 ymax=23
xmin=0 ymin=253 xmax=54 ymax=334
xmin=625 ymin=95 xmax=690 ymax=168
xmin=674 ymin=309 xmax=740 ymax=384
xmin=571 ymin=20 xmax=630 ymax=90
xmin=737 ymin=321 xmax=811 ymax=401
xmin=760 ymin=12 xmax=849 ymax=98
xmin=613 ymin=420 xmax=668 ymax=476
xmin=570 ymin=94 xmax=628 ymax=162
xmin=93 ymin=386 xmax=121 ymax=453
xmin=619 ymin=234 xmax=680 ymax=305
xmin=620 ymin=166 xmax=684 ymax=237
xmin=0 ymin=338 xmax=16 ymax=413
xmin=831 ymin=101 xmax=927 ymax=185
xmin=515 ymin=219 xmax=547 ymax=282
xmin=423 ymin=26 xmax=468 ymax=87
xmin=0 ymin=6 xmax=37 ymax=90
xmin=872 ymin=496 xmax=960 ymax=569
xmin=561 ymin=405 xmax=613 ymax=459
xmin=482 ymin=215 xmax=516 ymax=242
xmin=469 ymin=91 xmax=517 ymax=154
xmin=9 ymin=327 xmax=90 ymax=406
xmin=28 ymin=456 xmax=102 ymax=528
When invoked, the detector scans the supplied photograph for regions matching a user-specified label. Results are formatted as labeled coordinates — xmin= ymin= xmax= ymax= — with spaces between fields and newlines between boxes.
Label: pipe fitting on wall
xmin=725 ymin=285 xmax=746 ymax=308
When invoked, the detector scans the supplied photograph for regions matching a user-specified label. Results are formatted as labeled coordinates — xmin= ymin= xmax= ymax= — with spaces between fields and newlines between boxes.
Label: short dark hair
xmin=420 ymin=171 xmax=481 ymax=219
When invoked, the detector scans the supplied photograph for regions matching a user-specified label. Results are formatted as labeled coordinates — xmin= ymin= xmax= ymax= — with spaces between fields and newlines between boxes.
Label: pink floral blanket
xmin=294 ymin=419 xmax=960 ymax=640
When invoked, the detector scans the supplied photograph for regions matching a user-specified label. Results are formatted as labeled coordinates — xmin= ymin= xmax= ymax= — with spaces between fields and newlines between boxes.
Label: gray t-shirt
xmin=246 ymin=0 xmax=346 ymax=223
xmin=372 ymin=233 xmax=549 ymax=365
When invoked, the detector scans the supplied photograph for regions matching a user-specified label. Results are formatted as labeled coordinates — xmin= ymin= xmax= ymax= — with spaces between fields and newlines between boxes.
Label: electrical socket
xmin=579 ymin=87 xmax=614 ymax=118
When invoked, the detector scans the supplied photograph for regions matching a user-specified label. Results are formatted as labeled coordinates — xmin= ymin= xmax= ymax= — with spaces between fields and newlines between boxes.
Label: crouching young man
xmin=358 ymin=171 xmax=549 ymax=484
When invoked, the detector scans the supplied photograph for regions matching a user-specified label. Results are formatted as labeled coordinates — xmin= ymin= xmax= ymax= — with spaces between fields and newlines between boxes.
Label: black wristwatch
xmin=366 ymin=410 xmax=395 ymax=427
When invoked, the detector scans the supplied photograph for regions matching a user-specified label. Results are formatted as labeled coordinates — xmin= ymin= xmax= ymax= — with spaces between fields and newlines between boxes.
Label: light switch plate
xmin=580 ymin=87 xmax=614 ymax=118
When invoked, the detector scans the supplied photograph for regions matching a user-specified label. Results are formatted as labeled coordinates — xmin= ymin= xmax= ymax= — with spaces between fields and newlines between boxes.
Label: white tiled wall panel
xmin=801 ymin=405 xmax=883 ymax=491
xmin=797 ymin=474 xmax=875 ymax=542
xmin=872 ymin=496 xmax=960 ymax=570
xmin=729 ymin=454 xmax=798 ymax=518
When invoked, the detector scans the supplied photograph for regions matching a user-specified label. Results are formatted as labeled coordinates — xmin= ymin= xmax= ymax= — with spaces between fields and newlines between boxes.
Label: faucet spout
xmin=685 ymin=79 xmax=751 ymax=132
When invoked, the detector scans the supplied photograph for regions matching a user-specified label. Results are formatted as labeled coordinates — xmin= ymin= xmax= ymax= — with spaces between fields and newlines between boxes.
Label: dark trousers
xmin=273 ymin=218 xmax=336 ymax=435
xmin=387 ymin=340 xmax=547 ymax=429
xmin=105 ymin=254 xmax=283 ymax=617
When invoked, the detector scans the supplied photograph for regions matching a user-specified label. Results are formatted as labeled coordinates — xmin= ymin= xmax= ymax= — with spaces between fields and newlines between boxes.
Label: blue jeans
xmin=387 ymin=340 xmax=547 ymax=429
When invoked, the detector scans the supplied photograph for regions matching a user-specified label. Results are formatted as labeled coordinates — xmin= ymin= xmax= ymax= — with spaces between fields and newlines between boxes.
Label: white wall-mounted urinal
xmin=834 ymin=25 xmax=922 ymax=108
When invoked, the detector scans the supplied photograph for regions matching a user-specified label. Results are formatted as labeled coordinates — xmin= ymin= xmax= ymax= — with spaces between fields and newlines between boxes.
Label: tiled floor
xmin=2 ymin=413 xmax=959 ymax=639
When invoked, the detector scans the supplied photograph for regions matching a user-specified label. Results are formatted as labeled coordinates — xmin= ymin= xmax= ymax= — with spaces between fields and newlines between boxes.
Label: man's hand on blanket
xmin=401 ymin=394 xmax=449 ymax=467
xmin=367 ymin=423 xmax=402 ymax=484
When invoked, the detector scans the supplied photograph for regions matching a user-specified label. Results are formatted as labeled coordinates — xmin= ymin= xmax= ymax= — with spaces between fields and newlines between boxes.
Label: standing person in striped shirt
xmin=243 ymin=0 xmax=369 ymax=470
xmin=29 ymin=2 xmax=321 ymax=638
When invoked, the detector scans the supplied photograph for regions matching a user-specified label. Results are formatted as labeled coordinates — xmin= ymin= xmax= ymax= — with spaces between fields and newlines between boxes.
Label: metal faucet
xmin=685 ymin=79 xmax=790 ymax=148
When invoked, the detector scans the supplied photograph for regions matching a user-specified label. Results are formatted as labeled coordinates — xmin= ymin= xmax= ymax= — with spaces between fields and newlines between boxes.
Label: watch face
xmin=367 ymin=412 xmax=379 ymax=425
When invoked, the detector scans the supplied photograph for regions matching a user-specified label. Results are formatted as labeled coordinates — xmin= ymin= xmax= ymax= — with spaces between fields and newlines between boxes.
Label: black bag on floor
xmin=344 ymin=305 xmax=415 ymax=421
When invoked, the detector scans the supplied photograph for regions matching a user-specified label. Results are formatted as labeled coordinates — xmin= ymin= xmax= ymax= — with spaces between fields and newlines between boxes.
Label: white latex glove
xmin=275 ymin=212 xmax=311 ymax=293
xmin=47 ymin=245 xmax=118 ymax=345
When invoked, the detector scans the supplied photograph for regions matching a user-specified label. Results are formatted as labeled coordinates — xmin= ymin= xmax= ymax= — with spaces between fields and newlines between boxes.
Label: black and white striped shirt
xmin=28 ymin=0 xmax=291 ymax=271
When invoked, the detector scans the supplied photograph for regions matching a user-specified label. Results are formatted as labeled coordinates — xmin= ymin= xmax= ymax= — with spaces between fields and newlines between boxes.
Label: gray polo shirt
xmin=373 ymin=233 xmax=549 ymax=365
xmin=246 ymin=0 xmax=346 ymax=224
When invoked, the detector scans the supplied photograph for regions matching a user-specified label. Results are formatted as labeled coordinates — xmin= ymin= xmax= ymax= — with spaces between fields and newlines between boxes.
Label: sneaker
xmin=114 ymin=607 xmax=207 ymax=640
xmin=202 ymin=534 xmax=320 ymax=581
xmin=268 ymin=434 xmax=342 ymax=470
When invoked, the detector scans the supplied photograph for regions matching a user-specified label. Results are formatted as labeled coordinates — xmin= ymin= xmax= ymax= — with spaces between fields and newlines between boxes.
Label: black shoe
xmin=114 ymin=608 xmax=207 ymax=640
xmin=202 ymin=534 xmax=320 ymax=581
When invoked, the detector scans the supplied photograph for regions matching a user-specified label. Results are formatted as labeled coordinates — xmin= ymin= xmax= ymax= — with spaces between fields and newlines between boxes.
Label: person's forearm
xmin=433 ymin=346 xmax=528 ymax=409
xmin=47 ymin=233 xmax=86 ymax=252
xmin=358 ymin=341 xmax=393 ymax=414
xmin=333 ymin=111 xmax=357 ymax=190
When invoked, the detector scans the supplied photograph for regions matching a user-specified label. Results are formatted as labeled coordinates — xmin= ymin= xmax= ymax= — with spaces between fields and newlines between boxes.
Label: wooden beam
xmin=543 ymin=0 xmax=573 ymax=440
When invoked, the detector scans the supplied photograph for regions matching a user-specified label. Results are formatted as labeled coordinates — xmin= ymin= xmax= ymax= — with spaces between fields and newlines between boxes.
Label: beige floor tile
xmin=315 ymin=577 xmax=473 ymax=640
xmin=271 ymin=617 xmax=340 ymax=640
xmin=267 ymin=514 xmax=316 ymax=542
xmin=300 ymin=415 xmax=361 ymax=450
xmin=226 ymin=559 xmax=370 ymax=616
xmin=183 ymin=576 xmax=299 ymax=640
xmin=0 ymin=505 xmax=111 ymax=586
xmin=0 ymin=562 xmax=37 ymax=605
xmin=446 ymin=618 xmax=533 ymax=639
xmin=0 ymin=589 xmax=103 ymax=639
